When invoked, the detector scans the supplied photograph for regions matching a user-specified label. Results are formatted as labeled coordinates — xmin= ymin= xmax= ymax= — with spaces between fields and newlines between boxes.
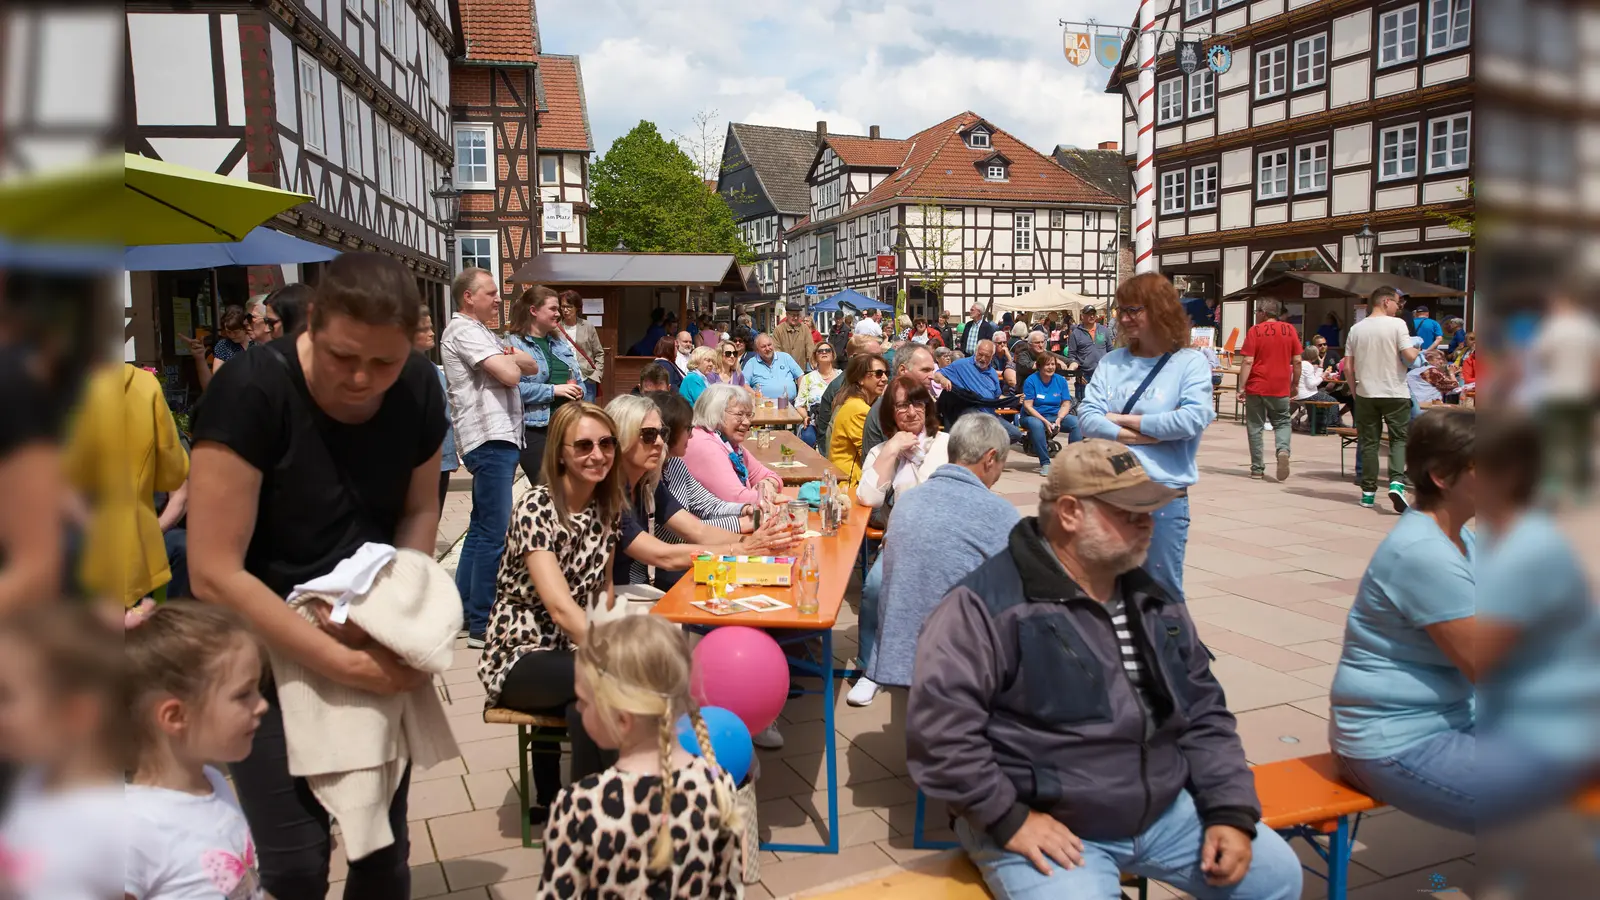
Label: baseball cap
xmin=1082 ymin=305 xmax=1097 ymax=314
xmin=1040 ymin=439 xmax=1182 ymax=512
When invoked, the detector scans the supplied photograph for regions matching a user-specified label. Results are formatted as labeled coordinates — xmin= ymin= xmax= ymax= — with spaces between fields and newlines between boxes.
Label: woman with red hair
xmin=1076 ymin=274 xmax=1217 ymax=598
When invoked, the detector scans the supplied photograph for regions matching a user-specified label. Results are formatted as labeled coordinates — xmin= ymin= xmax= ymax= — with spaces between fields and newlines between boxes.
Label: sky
xmin=536 ymin=0 xmax=1133 ymax=163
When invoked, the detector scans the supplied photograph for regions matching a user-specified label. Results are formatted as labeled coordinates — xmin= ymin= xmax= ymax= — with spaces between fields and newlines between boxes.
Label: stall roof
xmin=1220 ymin=271 xmax=1465 ymax=303
xmin=509 ymin=252 xmax=748 ymax=289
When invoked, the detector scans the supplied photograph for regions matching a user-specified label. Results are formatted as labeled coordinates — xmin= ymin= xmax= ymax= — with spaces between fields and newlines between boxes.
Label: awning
xmin=125 ymin=226 xmax=341 ymax=271
xmin=1219 ymin=271 xmax=1466 ymax=304
xmin=509 ymin=252 xmax=747 ymax=290
xmin=811 ymin=288 xmax=893 ymax=313
xmin=992 ymin=284 xmax=1095 ymax=315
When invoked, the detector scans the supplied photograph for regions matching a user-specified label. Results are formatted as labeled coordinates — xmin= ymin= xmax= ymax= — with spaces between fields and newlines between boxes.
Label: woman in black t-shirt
xmin=187 ymin=252 xmax=446 ymax=900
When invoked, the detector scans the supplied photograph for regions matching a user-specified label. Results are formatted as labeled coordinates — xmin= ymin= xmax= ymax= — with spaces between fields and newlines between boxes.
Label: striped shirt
xmin=1106 ymin=592 xmax=1158 ymax=738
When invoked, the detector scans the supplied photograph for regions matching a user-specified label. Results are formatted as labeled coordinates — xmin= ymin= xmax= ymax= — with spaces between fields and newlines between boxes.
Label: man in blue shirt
xmin=741 ymin=332 xmax=803 ymax=401
xmin=942 ymin=339 xmax=1024 ymax=444
xmin=1411 ymin=305 xmax=1443 ymax=349
xmin=1182 ymin=294 xmax=1217 ymax=328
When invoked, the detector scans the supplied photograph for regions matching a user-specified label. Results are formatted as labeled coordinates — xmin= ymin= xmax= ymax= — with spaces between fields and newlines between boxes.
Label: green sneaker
xmin=1360 ymin=492 xmax=1376 ymax=508
xmin=1388 ymin=481 xmax=1409 ymax=512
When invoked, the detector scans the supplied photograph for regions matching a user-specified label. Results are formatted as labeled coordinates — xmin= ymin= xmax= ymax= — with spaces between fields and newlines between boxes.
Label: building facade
xmin=783 ymin=112 xmax=1126 ymax=320
xmin=716 ymin=122 xmax=842 ymax=308
xmin=451 ymin=0 xmax=593 ymax=313
xmin=1109 ymin=0 xmax=1473 ymax=325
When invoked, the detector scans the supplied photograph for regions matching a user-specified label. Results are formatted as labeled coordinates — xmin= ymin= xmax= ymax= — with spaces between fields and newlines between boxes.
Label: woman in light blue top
xmin=1330 ymin=409 xmax=1476 ymax=833
xmin=505 ymin=286 xmax=584 ymax=485
xmin=1077 ymin=274 xmax=1216 ymax=597
xmin=678 ymin=345 xmax=718 ymax=407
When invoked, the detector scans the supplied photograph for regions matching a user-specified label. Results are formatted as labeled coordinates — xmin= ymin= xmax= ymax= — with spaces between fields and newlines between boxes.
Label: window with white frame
xmin=1014 ymin=212 xmax=1034 ymax=252
xmin=1012 ymin=282 xmax=1034 ymax=296
xmin=985 ymin=163 xmax=1007 ymax=181
xmin=1158 ymin=77 xmax=1184 ymax=123
xmin=871 ymin=215 xmax=881 ymax=251
xmin=379 ymin=0 xmax=394 ymax=50
xmin=1191 ymin=164 xmax=1219 ymax=209
xmin=1085 ymin=211 xmax=1100 ymax=230
xmin=340 ymin=88 xmax=362 ymax=176
xmin=819 ymin=233 xmax=835 ymax=269
xmin=457 ymin=233 xmax=496 ymax=273
xmin=1428 ymin=113 xmax=1470 ymax=172
xmin=1295 ymin=143 xmax=1329 ymax=192
xmin=1255 ymin=45 xmax=1288 ymax=98
xmin=1380 ymin=6 xmax=1420 ymax=66
xmin=540 ymin=156 xmax=558 ymax=184
xmin=1293 ymin=34 xmax=1328 ymax=88
xmin=389 ymin=126 xmax=406 ymax=201
xmin=1160 ymin=170 xmax=1187 ymax=214
xmin=968 ymin=128 xmax=990 ymax=149
xmin=1379 ymin=124 xmax=1419 ymax=179
xmin=1051 ymin=209 xmax=1065 ymax=228
xmin=1187 ymin=0 xmax=1213 ymax=17
xmin=1428 ymin=0 xmax=1471 ymax=52
xmin=1257 ymin=149 xmax=1289 ymax=199
xmin=297 ymin=53 xmax=323 ymax=152
xmin=454 ymin=125 xmax=492 ymax=189
xmin=1189 ymin=69 xmax=1215 ymax=116
xmin=374 ymin=123 xmax=390 ymax=193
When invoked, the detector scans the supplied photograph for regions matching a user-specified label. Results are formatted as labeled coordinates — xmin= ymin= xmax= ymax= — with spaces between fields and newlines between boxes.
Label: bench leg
xmin=913 ymin=789 xmax=958 ymax=850
xmin=1327 ymin=815 xmax=1352 ymax=900
xmin=516 ymin=725 xmax=532 ymax=848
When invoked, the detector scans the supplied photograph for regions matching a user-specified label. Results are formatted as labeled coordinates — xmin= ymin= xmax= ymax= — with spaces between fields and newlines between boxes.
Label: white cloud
xmin=539 ymin=0 xmax=1132 ymax=160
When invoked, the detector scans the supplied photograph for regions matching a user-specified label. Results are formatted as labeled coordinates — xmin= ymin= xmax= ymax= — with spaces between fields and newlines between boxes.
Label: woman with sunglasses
xmin=797 ymin=343 xmax=841 ymax=448
xmin=478 ymin=401 xmax=626 ymax=821
xmin=682 ymin=383 xmax=784 ymax=506
xmin=605 ymin=395 xmax=798 ymax=588
xmin=709 ymin=340 xmax=747 ymax=387
xmin=828 ymin=352 xmax=891 ymax=485
xmin=1076 ymin=273 xmax=1216 ymax=599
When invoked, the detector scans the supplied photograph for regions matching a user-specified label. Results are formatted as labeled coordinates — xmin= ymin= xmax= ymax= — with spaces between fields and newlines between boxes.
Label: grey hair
xmin=692 ymin=382 xmax=753 ymax=431
xmin=933 ymin=347 xmax=955 ymax=365
xmin=246 ymin=296 xmax=269 ymax=317
xmin=947 ymin=413 xmax=1011 ymax=465
xmin=897 ymin=344 xmax=935 ymax=373
xmin=1256 ymin=299 xmax=1282 ymax=318
xmin=753 ymin=332 xmax=774 ymax=346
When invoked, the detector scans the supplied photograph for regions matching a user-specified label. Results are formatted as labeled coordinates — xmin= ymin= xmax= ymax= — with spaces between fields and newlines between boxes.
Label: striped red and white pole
xmin=1134 ymin=0 xmax=1158 ymax=275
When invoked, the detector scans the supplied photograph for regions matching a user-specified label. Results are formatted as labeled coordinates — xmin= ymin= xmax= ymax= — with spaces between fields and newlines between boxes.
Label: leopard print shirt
xmin=538 ymin=755 xmax=743 ymax=899
xmin=478 ymin=484 xmax=619 ymax=707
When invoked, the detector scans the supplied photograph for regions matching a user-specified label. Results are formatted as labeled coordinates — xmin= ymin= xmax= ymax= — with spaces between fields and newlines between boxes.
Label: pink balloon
xmin=690 ymin=627 xmax=789 ymax=735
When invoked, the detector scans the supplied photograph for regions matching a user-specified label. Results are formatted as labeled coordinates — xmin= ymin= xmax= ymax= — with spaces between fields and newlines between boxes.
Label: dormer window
xmin=968 ymin=128 xmax=991 ymax=149
xmin=985 ymin=163 xmax=1008 ymax=182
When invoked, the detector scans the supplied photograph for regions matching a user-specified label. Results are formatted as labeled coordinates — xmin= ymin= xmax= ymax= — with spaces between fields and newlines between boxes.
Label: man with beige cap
xmin=908 ymin=440 xmax=1300 ymax=900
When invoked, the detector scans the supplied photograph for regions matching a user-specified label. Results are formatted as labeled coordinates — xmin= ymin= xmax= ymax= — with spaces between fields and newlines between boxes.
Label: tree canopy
xmin=587 ymin=120 xmax=753 ymax=262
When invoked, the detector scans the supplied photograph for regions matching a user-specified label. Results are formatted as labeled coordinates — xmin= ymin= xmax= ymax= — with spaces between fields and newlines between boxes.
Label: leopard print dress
xmin=478 ymin=484 xmax=619 ymax=707
xmin=538 ymin=755 xmax=743 ymax=899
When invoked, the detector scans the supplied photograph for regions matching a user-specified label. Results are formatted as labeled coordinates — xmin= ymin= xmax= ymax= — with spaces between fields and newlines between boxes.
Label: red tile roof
xmin=459 ymin=0 xmax=539 ymax=63
xmin=823 ymin=135 xmax=912 ymax=169
xmin=850 ymin=111 xmax=1122 ymax=213
xmin=534 ymin=54 xmax=593 ymax=151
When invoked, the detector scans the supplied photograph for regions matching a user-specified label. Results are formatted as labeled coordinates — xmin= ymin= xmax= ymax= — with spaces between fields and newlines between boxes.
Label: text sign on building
xmin=1302 ymin=282 xmax=1321 ymax=299
xmin=543 ymin=202 xmax=575 ymax=234
xmin=876 ymin=255 xmax=897 ymax=277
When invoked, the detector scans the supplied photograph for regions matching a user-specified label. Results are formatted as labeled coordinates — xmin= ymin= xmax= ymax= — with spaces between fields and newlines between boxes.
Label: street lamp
xmin=431 ymin=171 xmax=462 ymax=273
xmin=1354 ymin=221 xmax=1376 ymax=273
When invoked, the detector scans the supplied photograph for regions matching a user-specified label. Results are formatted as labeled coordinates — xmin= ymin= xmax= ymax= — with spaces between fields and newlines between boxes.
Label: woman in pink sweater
xmin=682 ymin=383 xmax=783 ymax=505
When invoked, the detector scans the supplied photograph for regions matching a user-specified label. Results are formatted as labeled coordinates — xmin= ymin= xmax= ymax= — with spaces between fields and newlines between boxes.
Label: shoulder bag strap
xmin=555 ymin=322 xmax=596 ymax=370
xmin=1121 ymin=352 xmax=1174 ymax=416
xmin=263 ymin=343 xmax=379 ymax=532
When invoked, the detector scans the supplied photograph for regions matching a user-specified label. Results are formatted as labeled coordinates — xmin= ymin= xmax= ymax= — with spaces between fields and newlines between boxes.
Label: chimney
xmin=869 ymin=125 xmax=881 ymax=140
xmin=1099 ymin=140 xmax=1118 ymax=151
xmin=816 ymin=120 xmax=828 ymax=136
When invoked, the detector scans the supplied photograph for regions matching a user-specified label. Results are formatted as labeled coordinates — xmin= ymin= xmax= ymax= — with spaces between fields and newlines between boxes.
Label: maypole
xmin=1134 ymin=0 xmax=1157 ymax=274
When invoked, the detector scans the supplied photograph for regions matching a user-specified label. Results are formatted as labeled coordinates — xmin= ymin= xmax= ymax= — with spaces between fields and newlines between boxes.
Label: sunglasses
xmin=636 ymin=427 xmax=664 ymax=446
xmin=566 ymin=436 xmax=617 ymax=456
xmin=869 ymin=369 xmax=889 ymax=378
xmin=265 ymin=317 xmax=281 ymax=329
xmin=723 ymin=350 xmax=736 ymax=357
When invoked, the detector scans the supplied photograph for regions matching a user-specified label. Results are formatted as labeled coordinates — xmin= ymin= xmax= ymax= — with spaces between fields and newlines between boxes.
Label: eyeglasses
xmin=1118 ymin=306 xmax=1145 ymax=317
xmin=726 ymin=410 xmax=753 ymax=421
xmin=636 ymin=427 xmax=664 ymax=446
xmin=893 ymin=401 xmax=923 ymax=412
xmin=566 ymin=436 xmax=617 ymax=456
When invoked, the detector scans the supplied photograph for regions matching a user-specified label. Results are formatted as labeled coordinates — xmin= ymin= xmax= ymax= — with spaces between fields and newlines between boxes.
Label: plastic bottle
xmin=795 ymin=544 xmax=820 ymax=615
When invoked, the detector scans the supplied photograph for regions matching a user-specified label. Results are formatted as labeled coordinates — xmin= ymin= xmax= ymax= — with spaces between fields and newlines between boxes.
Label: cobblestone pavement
xmin=339 ymin=420 xmax=1481 ymax=899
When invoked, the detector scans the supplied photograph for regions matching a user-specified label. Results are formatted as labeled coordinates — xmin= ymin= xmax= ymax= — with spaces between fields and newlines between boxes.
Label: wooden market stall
xmin=1215 ymin=272 xmax=1467 ymax=354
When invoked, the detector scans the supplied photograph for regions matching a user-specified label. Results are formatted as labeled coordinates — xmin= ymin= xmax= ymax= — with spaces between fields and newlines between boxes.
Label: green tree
xmin=587 ymin=120 xmax=754 ymax=262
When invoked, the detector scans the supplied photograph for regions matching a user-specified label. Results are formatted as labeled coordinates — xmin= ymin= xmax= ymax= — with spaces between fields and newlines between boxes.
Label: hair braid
xmin=688 ymin=708 xmax=742 ymax=832
xmin=649 ymin=714 xmax=677 ymax=873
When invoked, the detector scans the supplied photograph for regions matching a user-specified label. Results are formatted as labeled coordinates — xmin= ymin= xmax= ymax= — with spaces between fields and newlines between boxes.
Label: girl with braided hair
xmin=539 ymin=615 xmax=743 ymax=898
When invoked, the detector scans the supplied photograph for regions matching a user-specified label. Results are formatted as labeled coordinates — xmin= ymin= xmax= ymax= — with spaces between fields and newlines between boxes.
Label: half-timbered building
xmin=1107 ymin=0 xmax=1474 ymax=336
xmin=450 ymin=0 xmax=595 ymax=315
xmin=1052 ymin=142 xmax=1136 ymax=281
xmin=783 ymin=112 xmax=1126 ymax=320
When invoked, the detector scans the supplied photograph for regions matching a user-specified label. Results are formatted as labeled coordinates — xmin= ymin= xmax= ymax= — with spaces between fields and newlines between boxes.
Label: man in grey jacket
xmin=907 ymin=440 xmax=1300 ymax=900
xmin=1066 ymin=305 xmax=1116 ymax=403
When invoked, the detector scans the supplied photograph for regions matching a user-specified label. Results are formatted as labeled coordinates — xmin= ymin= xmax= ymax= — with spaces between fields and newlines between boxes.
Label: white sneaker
xmin=752 ymin=724 xmax=784 ymax=750
xmin=847 ymin=676 xmax=882 ymax=707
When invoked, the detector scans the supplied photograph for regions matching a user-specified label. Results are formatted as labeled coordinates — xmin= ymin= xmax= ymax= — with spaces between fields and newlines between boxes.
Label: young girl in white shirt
xmin=123 ymin=601 xmax=270 ymax=900
xmin=539 ymin=615 xmax=744 ymax=899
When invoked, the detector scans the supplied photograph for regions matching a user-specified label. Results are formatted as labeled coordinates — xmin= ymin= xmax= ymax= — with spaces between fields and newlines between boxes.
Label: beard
xmin=1077 ymin=510 xmax=1149 ymax=575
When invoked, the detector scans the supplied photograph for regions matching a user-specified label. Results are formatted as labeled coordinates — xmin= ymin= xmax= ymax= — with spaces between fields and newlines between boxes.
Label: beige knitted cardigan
xmin=269 ymin=548 xmax=463 ymax=861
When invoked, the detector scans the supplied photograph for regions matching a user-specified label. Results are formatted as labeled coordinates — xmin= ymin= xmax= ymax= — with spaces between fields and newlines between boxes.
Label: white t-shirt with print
xmin=1346 ymin=314 xmax=1412 ymax=399
xmin=0 ymin=768 xmax=124 ymax=900
xmin=125 ymin=767 xmax=265 ymax=900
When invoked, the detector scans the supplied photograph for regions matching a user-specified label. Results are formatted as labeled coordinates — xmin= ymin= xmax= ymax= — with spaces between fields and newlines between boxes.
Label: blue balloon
xmin=675 ymin=706 xmax=753 ymax=786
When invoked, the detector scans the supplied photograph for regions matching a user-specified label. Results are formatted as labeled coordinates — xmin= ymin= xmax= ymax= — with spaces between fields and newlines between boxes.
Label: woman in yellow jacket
xmin=64 ymin=363 xmax=188 ymax=605
xmin=826 ymin=352 xmax=889 ymax=486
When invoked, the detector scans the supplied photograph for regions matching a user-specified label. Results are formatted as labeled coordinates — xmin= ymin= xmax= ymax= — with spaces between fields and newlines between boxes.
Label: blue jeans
xmin=1020 ymin=415 xmax=1081 ymax=466
xmin=956 ymin=789 xmax=1301 ymax=900
xmin=456 ymin=440 xmax=520 ymax=636
xmin=858 ymin=555 xmax=882 ymax=670
xmin=1147 ymin=495 xmax=1190 ymax=599
xmin=582 ymin=381 xmax=598 ymax=403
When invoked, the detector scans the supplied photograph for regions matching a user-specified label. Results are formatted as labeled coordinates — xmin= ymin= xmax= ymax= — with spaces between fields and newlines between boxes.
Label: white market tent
xmin=991 ymin=284 xmax=1095 ymax=317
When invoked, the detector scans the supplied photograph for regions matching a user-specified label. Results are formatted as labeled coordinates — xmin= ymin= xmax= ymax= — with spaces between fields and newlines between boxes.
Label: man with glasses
xmin=741 ymin=332 xmax=804 ymax=402
xmin=1067 ymin=305 xmax=1116 ymax=404
xmin=942 ymin=340 xmax=1026 ymax=445
xmin=1345 ymin=286 xmax=1425 ymax=510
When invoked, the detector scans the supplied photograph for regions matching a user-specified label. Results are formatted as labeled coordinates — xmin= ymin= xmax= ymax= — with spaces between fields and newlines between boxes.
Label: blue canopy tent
xmin=0 ymin=236 xmax=123 ymax=272
xmin=125 ymin=226 xmax=340 ymax=271
xmin=810 ymin=288 xmax=893 ymax=313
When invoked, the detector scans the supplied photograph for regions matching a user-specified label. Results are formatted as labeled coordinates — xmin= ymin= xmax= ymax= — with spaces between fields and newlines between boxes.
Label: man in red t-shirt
xmin=1238 ymin=300 xmax=1303 ymax=480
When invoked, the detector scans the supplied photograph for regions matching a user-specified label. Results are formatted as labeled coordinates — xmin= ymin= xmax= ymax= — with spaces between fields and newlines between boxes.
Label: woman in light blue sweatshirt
xmin=1077 ymin=274 xmax=1216 ymax=598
